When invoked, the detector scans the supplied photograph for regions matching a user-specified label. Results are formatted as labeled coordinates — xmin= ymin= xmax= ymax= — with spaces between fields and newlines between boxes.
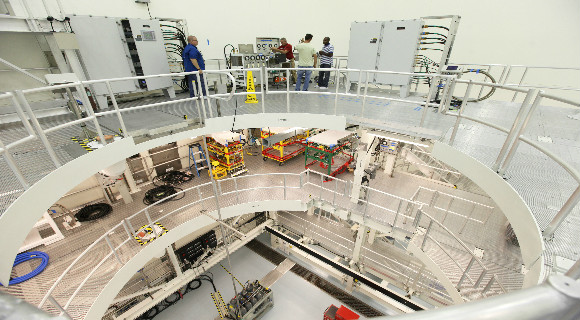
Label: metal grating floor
xmin=0 ymin=86 xmax=578 ymax=315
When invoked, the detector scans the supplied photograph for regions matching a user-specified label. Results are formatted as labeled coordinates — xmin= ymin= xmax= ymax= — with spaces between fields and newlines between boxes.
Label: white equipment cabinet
xmin=69 ymin=16 xmax=175 ymax=108
xmin=347 ymin=20 xmax=423 ymax=97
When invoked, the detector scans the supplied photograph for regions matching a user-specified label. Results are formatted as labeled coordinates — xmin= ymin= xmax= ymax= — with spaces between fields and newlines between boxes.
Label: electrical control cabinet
xmin=69 ymin=16 xmax=175 ymax=108
xmin=347 ymin=20 xmax=423 ymax=97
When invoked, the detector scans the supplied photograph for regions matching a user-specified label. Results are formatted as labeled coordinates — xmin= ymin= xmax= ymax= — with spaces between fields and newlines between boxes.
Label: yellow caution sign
xmin=245 ymin=71 xmax=259 ymax=104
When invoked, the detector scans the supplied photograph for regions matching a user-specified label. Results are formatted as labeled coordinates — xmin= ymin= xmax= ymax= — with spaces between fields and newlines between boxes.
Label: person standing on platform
xmin=317 ymin=37 xmax=334 ymax=89
xmin=182 ymin=35 xmax=206 ymax=97
xmin=271 ymin=37 xmax=297 ymax=83
xmin=294 ymin=34 xmax=317 ymax=91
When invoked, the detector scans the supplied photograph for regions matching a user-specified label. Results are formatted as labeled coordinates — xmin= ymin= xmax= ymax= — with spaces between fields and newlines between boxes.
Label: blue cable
xmin=0 ymin=251 xmax=49 ymax=286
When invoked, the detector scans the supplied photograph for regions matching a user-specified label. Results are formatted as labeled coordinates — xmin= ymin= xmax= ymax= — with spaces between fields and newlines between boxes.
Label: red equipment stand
xmin=323 ymin=304 xmax=360 ymax=320
xmin=262 ymin=141 xmax=305 ymax=165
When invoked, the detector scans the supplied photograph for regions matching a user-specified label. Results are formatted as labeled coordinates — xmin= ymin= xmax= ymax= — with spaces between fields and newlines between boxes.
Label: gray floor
xmin=154 ymin=244 xmax=370 ymax=320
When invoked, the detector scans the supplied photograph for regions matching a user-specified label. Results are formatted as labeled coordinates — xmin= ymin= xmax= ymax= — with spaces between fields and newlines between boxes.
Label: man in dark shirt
xmin=182 ymin=36 xmax=206 ymax=97
xmin=271 ymin=37 xmax=297 ymax=83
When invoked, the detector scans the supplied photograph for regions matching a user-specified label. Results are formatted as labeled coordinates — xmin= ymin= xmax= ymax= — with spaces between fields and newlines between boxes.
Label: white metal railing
xmin=303 ymin=170 xmax=507 ymax=297
xmin=448 ymin=63 xmax=580 ymax=98
xmin=412 ymin=186 xmax=495 ymax=231
xmin=32 ymin=168 xmax=508 ymax=318
xmin=0 ymin=67 xmax=578 ymax=317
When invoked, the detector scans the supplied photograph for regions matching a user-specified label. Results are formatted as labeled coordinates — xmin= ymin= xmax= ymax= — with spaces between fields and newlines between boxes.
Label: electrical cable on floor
xmin=0 ymin=251 xmax=49 ymax=286
xmin=75 ymin=203 xmax=113 ymax=222
xmin=152 ymin=170 xmax=193 ymax=186
xmin=143 ymin=185 xmax=185 ymax=205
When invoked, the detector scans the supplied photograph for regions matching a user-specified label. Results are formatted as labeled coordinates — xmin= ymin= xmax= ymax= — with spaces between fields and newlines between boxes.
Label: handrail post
xmin=47 ymin=296 xmax=73 ymax=320
xmin=202 ymin=74 xmax=213 ymax=118
xmin=286 ymin=70 xmax=290 ymax=112
xmin=144 ymin=208 xmax=158 ymax=238
xmin=499 ymin=92 xmax=544 ymax=176
xmin=475 ymin=269 xmax=488 ymax=288
xmin=442 ymin=198 xmax=454 ymax=224
xmin=420 ymin=76 xmax=438 ymax=127
xmin=564 ymin=257 xmax=580 ymax=279
xmin=104 ymin=235 xmax=122 ymax=265
xmin=492 ymin=89 xmax=537 ymax=171
xmin=122 ymin=219 xmax=134 ymax=238
xmin=457 ymin=257 xmax=475 ymax=287
xmin=283 ymin=175 xmax=287 ymax=200
xmin=260 ymin=68 xmax=266 ymax=113
xmin=105 ymin=81 xmax=128 ymax=137
xmin=233 ymin=177 xmax=240 ymax=204
xmin=438 ymin=77 xmax=451 ymax=114
xmin=482 ymin=275 xmax=495 ymax=294
xmin=195 ymin=72 xmax=208 ymax=119
xmin=393 ymin=199 xmax=403 ymax=231
xmin=356 ymin=70 xmax=362 ymax=96
xmin=334 ymin=67 xmax=340 ymax=115
xmin=10 ymin=93 xmax=36 ymax=136
xmin=333 ymin=179 xmax=338 ymax=205
xmin=421 ymin=220 xmax=433 ymax=250
xmin=364 ymin=188 xmax=371 ymax=218
xmin=511 ymin=67 xmax=528 ymax=101
xmin=0 ymin=138 xmax=30 ymax=189
xmin=77 ymin=83 xmax=107 ymax=145
xmin=449 ymin=80 xmax=473 ymax=145
xmin=361 ymin=72 xmax=369 ymax=117
xmin=543 ymin=185 xmax=580 ymax=239
xmin=14 ymin=90 xmax=61 ymax=167
xmin=459 ymin=203 xmax=476 ymax=234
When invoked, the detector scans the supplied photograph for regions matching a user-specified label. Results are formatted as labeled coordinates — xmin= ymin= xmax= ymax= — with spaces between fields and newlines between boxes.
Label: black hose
xmin=75 ymin=203 xmax=112 ymax=222
xmin=143 ymin=185 xmax=184 ymax=205
xmin=455 ymin=69 xmax=497 ymax=102
xmin=424 ymin=25 xmax=450 ymax=31
xmin=152 ymin=170 xmax=193 ymax=186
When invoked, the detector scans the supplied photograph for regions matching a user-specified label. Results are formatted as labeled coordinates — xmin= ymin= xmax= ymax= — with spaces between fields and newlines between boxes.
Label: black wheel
xmin=279 ymin=162 xmax=284 ymax=166
xmin=263 ymin=157 xmax=267 ymax=161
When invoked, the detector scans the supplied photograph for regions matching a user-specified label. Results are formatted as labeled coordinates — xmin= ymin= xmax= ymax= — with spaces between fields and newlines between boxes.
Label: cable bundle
xmin=152 ymin=170 xmax=193 ymax=186
xmin=161 ymin=24 xmax=189 ymax=92
xmin=143 ymin=185 xmax=184 ymax=205
xmin=75 ymin=203 xmax=113 ymax=222
xmin=136 ymin=273 xmax=216 ymax=320
xmin=0 ymin=251 xmax=49 ymax=286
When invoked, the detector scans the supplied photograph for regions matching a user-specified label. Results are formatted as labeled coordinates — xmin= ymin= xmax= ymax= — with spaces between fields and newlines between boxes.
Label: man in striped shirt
xmin=317 ymin=37 xmax=334 ymax=89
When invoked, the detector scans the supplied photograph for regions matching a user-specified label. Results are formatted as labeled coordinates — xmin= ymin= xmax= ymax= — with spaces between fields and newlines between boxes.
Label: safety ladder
xmin=188 ymin=143 xmax=208 ymax=177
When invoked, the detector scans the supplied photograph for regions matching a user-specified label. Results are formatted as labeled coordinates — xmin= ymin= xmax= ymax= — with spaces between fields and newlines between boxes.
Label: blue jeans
xmin=188 ymin=74 xmax=206 ymax=97
xmin=295 ymin=67 xmax=313 ymax=91
xmin=318 ymin=63 xmax=331 ymax=87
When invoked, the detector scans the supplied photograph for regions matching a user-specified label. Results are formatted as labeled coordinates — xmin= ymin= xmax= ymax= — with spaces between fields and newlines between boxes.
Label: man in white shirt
xmin=294 ymin=34 xmax=317 ymax=91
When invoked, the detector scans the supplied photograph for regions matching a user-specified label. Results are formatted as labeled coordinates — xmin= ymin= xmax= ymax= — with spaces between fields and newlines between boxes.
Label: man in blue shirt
xmin=182 ymin=36 xmax=206 ymax=97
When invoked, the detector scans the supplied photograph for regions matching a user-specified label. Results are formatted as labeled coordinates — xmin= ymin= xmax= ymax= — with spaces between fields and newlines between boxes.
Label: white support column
xmin=123 ymin=160 xmax=139 ymax=193
xmin=307 ymin=206 xmax=314 ymax=216
xmin=141 ymin=151 xmax=157 ymax=181
xmin=44 ymin=34 xmax=70 ymax=74
xmin=63 ymin=49 xmax=86 ymax=81
xmin=367 ymin=228 xmax=377 ymax=245
xmin=166 ymin=247 xmax=183 ymax=277
xmin=383 ymin=153 xmax=397 ymax=176
xmin=350 ymin=130 xmax=373 ymax=203
xmin=116 ymin=179 xmax=133 ymax=204
xmin=352 ymin=225 xmax=367 ymax=264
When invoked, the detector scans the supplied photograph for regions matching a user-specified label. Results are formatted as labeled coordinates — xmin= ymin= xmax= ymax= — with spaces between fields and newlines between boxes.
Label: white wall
xmin=49 ymin=0 xmax=580 ymax=66
xmin=2 ymin=0 xmax=579 ymax=101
